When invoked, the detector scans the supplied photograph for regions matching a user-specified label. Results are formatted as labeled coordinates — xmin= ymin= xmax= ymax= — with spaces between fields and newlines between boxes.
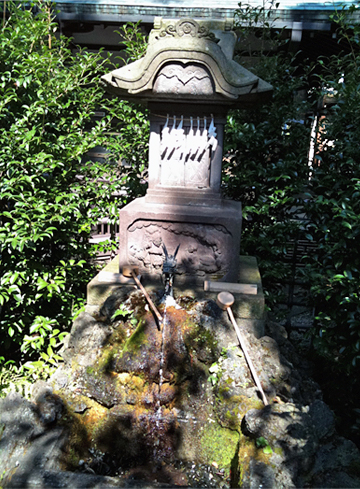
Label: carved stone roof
xmin=101 ymin=17 xmax=272 ymax=107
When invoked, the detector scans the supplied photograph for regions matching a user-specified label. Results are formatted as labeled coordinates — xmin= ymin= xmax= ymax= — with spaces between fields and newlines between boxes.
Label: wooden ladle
xmin=122 ymin=266 xmax=163 ymax=330
xmin=216 ymin=291 xmax=268 ymax=406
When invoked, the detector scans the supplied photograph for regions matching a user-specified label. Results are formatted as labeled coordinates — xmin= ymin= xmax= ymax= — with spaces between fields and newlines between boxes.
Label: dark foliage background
xmin=225 ymin=1 xmax=360 ymax=440
xmin=0 ymin=1 xmax=148 ymax=384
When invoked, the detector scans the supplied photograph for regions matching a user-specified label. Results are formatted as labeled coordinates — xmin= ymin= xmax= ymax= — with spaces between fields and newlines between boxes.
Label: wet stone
xmin=157 ymin=383 xmax=177 ymax=406
xmin=114 ymin=312 xmax=163 ymax=382
xmin=79 ymin=372 xmax=122 ymax=408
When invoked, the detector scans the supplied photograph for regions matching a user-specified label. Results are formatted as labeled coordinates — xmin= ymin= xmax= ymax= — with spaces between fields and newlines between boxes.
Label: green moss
xmin=199 ymin=422 xmax=239 ymax=477
xmin=57 ymin=400 xmax=92 ymax=469
xmin=122 ymin=319 xmax=146 ymax=353
xmin=238 ymin=433 xmax=256 ymax=486
xmin=274 ymin=446 xmax=283 ymax=457
xmin=217 ymin=385 xmax=230 ymax=397
xmin=237 ymin=432 xmax=274 ymax=486
xmin=109 ymin=323 xmax=127 ymax=345
xmin=224 ymin=408 xmax=240 ymax=429
xmin=95 ymin=346 xmax=115 ymax=374
xmin=214 ymin=391 xmax=263 ymax=431
xmin=237 ymin=428 xmax=281 ymax=487
xmin=58 ymin=393 xmax=112 ymax=471
xmin=183 ymin=322 xmax=218 ymax=364
xmin=92 ymin=319 xmax=147 ymax=376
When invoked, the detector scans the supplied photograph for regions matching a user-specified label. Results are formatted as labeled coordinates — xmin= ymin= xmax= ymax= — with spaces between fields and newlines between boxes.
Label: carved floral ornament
xmin=154 ymin=18 xmax=220 ymax=43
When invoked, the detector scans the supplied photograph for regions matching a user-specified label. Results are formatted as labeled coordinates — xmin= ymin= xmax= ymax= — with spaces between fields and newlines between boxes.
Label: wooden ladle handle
xmin=130 ymin=271 xmax=163 ymax=328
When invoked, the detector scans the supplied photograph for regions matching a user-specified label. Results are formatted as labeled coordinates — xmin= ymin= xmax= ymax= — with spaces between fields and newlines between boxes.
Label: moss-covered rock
xmin=199 ymin=422 xmax=240 ymax=478
xmin=31 ymin=289 xmax=360 ymax=488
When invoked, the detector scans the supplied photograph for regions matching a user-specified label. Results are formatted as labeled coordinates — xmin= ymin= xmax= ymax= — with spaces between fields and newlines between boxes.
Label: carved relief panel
xmin=127 ymin=220 xmax=233 ymax=279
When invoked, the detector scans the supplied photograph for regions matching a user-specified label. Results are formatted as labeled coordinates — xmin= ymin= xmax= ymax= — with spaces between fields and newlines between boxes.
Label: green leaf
xmin=256 ymin=437 xmax=268 ymax=448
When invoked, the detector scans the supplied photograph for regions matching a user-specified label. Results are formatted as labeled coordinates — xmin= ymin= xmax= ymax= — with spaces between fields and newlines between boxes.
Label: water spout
xmin=162 ymin=243 xmax=180 ymax=298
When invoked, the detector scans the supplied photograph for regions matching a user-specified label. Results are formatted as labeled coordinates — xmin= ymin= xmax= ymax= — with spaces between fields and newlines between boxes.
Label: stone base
xmin=87 ymin=255 xmax=265 ymax=338
xmin=118 ymin=196 xmax=242 ymax=285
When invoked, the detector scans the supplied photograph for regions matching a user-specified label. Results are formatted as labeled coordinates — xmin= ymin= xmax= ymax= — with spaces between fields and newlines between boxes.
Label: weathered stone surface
xmin=239 ymin=398 xmax=360 ymax=488
xmin=35 ymin=390 xmax=64 ymax=425
xmin=63 ymin=311 xmax=113 ymax=366
xmin=308 ymin=399 xmax=336 ymax=441
xmin=114 ymin=312 xmax=164 ymax=382
xmin=118 ymin=197 xmax=242 ymax=285
xmin=97 ymin=285 xmax=139 ymax=322
xmin=242 ymin=404 xmax=317 ymax=452
xmin=126 ymin=219 xmax=235 ymax=277
xmin=2 ymin=291 xmax=360 ymax=488
xmin=312 ymin=437 xmax=360 ymax=475
xmin=7 ymin=470 xmax=125 ymax=488
xmin=0 ymin=393 xmax=65 ymax=487
xmin=101 ymin=18 xmax=272 ymax=107
xmin=86 ymin=255 xmax=136 ymax=305
xmin=246 ymin=459 xmax=277 ymax=489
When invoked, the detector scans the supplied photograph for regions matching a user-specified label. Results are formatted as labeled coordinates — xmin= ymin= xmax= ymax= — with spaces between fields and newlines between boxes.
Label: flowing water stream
xmin=158 ymin=295 xmax=180 ymax=390
xmin=158 ymin=302 xmax=167 ymax=400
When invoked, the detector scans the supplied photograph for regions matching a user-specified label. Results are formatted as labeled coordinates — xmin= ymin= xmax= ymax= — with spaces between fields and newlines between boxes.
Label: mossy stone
xmin=199 ymin=422 xmax=239 ymax=477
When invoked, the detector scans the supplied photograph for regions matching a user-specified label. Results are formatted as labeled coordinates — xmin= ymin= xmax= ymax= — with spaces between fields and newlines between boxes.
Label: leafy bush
xmin=0 ymin=1 xmax=148 ymax=373
xmin=0 ymin=355 xmax=55 ymax=398
xmin=300 ymin=5 xmax=360 ymax=433
xmin=302 ymin=3 xmax=360 ymax=375
xmin=228 ymin=2 xmax=360 ymax=436
xmin=224 ymin=2 xmax=312 ymax=308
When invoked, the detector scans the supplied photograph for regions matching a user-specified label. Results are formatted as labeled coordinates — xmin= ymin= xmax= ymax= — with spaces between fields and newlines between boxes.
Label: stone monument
xmin=101 ymin=17 xmax=272 ymax=288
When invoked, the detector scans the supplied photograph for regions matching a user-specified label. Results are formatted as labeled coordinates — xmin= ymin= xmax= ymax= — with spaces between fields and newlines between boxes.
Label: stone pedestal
xmin=119 ymin=196 xmax=242 ymax=285
xmin=101 ymin=18 xmax=272 ymax=289
xmin=117 ymin=105 xmax=242 ymax=285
